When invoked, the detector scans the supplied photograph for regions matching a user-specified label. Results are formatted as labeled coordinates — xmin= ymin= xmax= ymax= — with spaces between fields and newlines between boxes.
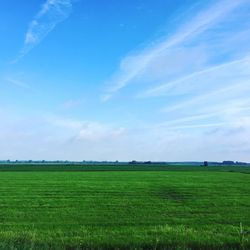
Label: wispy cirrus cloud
xmin=102 ymin=0 xmax=248 ymax=100
xmin=100 ymin=0 xmax=250 ymax=161
xmin=139 ymin=57 xmax=250 ymax=98
xmin=4 ymin=77 xmax=30 ymax=89
xmin=14 ymin=0 xmax=73 ymax=62
xmin=62 ymin=98 xmax=84 ymax=110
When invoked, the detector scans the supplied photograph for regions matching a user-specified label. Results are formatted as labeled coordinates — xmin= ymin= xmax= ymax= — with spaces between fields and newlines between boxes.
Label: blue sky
xmin=1 ymin=0 xmax=250 ymax=161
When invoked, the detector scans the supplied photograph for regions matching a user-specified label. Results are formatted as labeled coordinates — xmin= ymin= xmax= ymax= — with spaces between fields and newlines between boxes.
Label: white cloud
xmin=140 ymin=57 xmax=250 ymax=98
xmin=102 ymin=0 xmax=248 ymax=100
xmin=76 ymin=123 xmax=125 ymax=141
xmin=14 ymin=0 xmax=73 ymax=62
xmin=62 ymin=99 xmax=83 ymax=110
xmin=4 ymin=77 xmax=29 ymax=89
xmin=45 ymin=115 xmax=126 ymax=142
xmin=0 ymin=111 xmax=249 ymax=161
xmin=161 ymin=81 xmax=250 ymax=115
xmin=2 ymin=0 xmax=250 ymax=162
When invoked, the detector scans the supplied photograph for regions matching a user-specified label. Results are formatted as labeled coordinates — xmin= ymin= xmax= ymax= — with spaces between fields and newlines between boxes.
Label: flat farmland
xmin=0 ymin=165 xmax=249 ymax=249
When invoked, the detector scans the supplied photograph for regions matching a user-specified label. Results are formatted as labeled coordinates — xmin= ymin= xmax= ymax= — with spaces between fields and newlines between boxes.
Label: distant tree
xmin=129 ymin=160 xmax=137 ymax=164
xmin=235 ymin=161 xmax=247 ymax=165
xmin=222 ymin=161 xmax=234 ymax=165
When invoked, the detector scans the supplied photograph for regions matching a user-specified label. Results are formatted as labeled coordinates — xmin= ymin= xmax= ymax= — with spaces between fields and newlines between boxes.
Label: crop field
xmin=0 ymin=165 xmax=249 ymax=249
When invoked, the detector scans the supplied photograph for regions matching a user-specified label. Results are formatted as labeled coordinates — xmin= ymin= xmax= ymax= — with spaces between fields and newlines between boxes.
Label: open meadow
xmin=0 ymin=164 xmax=249 ymax=249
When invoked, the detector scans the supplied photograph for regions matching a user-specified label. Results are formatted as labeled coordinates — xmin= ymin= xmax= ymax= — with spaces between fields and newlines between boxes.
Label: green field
xmin=0 ymin=165 xmax=249 ymax=249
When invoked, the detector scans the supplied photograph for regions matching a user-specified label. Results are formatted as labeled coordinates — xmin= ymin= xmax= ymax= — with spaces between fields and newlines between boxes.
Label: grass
xmin=0 ymin=165 xmax=249 ymax=249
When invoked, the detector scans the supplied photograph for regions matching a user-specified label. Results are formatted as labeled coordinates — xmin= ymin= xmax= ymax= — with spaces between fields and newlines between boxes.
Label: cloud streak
xmin=99 ymin=0 xmax=250 ymax=160
xmin=5 ymin=77 xmax=30 ymax=89
xmin=140 ymin=57 xmax=250 ymax=98
xmin=102 ymin=0 xmax=248 ymax=100
xmin=15 ymin=0 xmax=72 ymax=62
